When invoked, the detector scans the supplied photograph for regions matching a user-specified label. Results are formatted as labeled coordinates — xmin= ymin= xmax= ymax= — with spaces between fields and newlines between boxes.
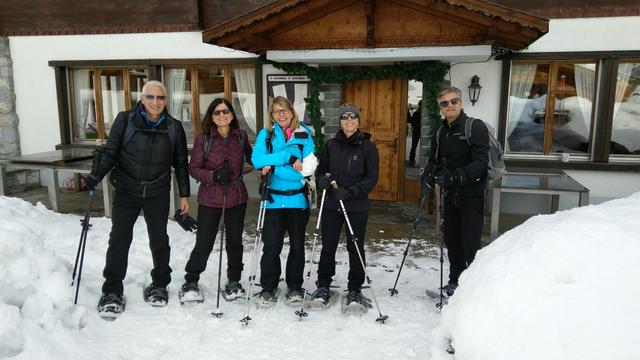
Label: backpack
xmin=436 ymin=117 xmax=505 ymax=186
xmin=122 ymin=112 xmax=177 ymax=149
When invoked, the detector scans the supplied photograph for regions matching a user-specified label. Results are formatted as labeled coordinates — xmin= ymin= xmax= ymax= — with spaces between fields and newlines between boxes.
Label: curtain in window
xmin=166 ymin=68 xmax=187 ymax=120
xmin=507 ymin=63 xmax=538 ymax=140
xmin=233 ymin=68 xmax=256 ymax=133
xmin=572 ymin=64 xmax=595 ymax=139
xmin=73 ymin=70 xmax=94 ymax=140
xmin=613 ymin=63 xmax=634 ymax=118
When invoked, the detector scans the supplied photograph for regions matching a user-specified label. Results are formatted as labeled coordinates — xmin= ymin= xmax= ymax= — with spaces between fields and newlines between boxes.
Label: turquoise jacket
xmin=252 ymin=123 xmax=316 ymax=209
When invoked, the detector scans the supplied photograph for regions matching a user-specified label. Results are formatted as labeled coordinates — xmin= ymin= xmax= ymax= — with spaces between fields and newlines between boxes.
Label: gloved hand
xmin=419 ymin=167 xmax=434 ymax=195
xmin=213 ymin=168 xmax=232 ymax=185
xmin=174 ymin=210 xmax=197 ymax=232
xmin=258 ymin=174 xmax=274 ymax=203
xmin=434 ymin=168 xmax=460 ymax=189
xmin=86 ymin=174 xmax=98 ymax=195
xmin=335 ymin=187 xmax=352 ymax=201
xmin=316 ymin=175 xmax=331 ymax=190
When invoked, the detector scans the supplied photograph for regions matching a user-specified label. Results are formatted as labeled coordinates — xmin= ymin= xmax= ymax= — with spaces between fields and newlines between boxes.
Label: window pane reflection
xmin=100 ymin=69 xmax=125 ymax=137
xmin=611 ymin=62 xmax=640 ymax=156
xmin=165 ymin=68 xmax=193 ymax=144
xmin=70 ymin=69 xmax=97 ymax=141
xmin=231 ymin=68 xmax=257 ymax=142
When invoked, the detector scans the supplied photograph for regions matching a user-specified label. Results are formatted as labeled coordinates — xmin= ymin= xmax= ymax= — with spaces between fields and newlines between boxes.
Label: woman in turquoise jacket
xmin=251 ymin=96 xmax=317 ymax=306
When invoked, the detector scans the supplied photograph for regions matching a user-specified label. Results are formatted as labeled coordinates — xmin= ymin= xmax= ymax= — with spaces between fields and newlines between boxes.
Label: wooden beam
xmin=365 ymin=0 xmax=376 ymax=47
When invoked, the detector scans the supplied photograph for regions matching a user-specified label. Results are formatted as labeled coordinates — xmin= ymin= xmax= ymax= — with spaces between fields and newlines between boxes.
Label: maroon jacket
xmin=189 ymin=127 xmax=252 ymax=208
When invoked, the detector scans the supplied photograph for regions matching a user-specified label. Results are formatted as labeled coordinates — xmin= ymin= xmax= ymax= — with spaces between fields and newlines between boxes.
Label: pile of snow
xmin=1 ymin=192 xmax=639 ymax=359
xmin=430 ymin=192 xmax=640 ymax=360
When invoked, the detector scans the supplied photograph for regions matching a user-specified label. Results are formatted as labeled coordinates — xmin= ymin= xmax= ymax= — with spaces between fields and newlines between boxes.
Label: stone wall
xmin=319 ymin=82 xmax=343 ymax=138
xmin=0 ymin=37 xmax=20 ymax=159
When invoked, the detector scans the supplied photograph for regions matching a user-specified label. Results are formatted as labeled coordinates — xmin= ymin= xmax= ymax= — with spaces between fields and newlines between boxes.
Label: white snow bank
xmin=430 ymin=192 xmax=640 ymax=360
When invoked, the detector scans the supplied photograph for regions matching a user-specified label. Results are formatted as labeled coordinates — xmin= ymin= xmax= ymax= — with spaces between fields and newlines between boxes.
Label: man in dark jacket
xmin=426 ymin=86 xmax=489 ymax=298
xmin=308 ymin=104 xmax=379 ymax=311
xmin=88 ymin=80 xmax=191 ymax=317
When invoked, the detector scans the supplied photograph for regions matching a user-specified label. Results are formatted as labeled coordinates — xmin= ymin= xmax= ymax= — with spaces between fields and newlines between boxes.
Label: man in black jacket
xmin=426 ymin=86 xmax=489 ymax=298
xmin=88 ymin=80 xmax=191 ymax=317
xmin=309 ymin=104 xmax=379 ymax=311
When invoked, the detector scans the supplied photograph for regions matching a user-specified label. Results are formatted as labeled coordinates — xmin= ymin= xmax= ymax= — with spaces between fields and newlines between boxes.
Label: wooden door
xmin=344 ymin=77 xmax=407 ymax=201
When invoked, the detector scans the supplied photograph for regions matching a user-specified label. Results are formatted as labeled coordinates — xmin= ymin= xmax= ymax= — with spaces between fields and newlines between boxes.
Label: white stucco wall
xmin=9 ymin=32 xmax=255 ymax=155
xmin=526 ymin=16 xmax=640 ymax=52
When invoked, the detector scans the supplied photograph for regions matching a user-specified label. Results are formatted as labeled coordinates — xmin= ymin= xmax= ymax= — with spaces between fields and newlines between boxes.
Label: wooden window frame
xmin=498 ymin=51 xmax=640 ymax=172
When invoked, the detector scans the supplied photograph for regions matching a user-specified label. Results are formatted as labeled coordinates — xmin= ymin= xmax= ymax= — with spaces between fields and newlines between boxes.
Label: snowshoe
xmin=284 ymin=288 xmax=305 ymax=306
xmin=441 ymin=283 xmax=457 ymax=299
xmin=341 ymin=290 xmax=372 ymax=314
xmin=222 ymin=281 xmax=245 ymax=302
xmin=143 ymin=283 xmax=168 ymax=307
xmin=97 ymin=293 xmax=126 ymax=321
xmin=255 ymin=288 xmax=279 ymax=308
xmin=178 ymin=282 xmax=204 ymax=305
xmin=305 ymin=287 xmax=339 ymax=310
xmin=425 ymin=289 xmax=449 ymax=306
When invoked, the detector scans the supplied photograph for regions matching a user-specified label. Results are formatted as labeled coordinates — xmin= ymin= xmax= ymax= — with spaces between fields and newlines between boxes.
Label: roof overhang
xmin=266 ymin=45 xmax=492 ymax=64
xmin=203 ymin=0 xmax=549 ymax=54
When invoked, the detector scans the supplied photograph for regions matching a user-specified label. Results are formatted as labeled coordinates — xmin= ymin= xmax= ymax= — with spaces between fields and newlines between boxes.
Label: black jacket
xmin=91 ymin=102 xmax=190 ymax=198
xmin=428 ymin=111 xmax=489 ymax=197
xmin=316 ymin=130 xmax=379 ymax=212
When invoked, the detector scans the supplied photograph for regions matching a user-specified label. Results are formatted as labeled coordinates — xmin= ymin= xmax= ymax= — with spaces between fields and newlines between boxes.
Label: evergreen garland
xmin=263 ymin=56 xmax=449 ymax=154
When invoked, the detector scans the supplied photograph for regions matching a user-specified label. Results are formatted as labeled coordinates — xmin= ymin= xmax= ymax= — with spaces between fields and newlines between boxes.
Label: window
xmin=610 ymin=61 xmax=640 ymax=157
xmin=506 ymin=61 xmax=598 ymax=156
xmin=68 ymin=67 xmax=148 ymax=142
xmin=163 ymin=65 xmax=257 ymax=145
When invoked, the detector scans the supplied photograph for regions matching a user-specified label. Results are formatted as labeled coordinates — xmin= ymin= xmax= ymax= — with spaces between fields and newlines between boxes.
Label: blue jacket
xmin=252 ymin=123 xmax=316 ymax=209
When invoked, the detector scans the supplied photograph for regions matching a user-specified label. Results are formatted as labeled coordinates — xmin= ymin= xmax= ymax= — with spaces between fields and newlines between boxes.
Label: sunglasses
xmin=439 ymin=98 xmax=461 ymax=108
xmin=340 ymin=113 xmax=359 ymax=120
xmin=213 ymin=109 xmax=232 ymax=116
xmin=143 ymin=95 xmax=166 ymax=101
xmin=272 ymin=109 xmax=291 ymax=116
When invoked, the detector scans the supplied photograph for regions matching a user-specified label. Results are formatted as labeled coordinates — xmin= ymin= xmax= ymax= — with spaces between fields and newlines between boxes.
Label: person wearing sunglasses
xmin=423 ymin=86 xmax=490 ymax=300
xmin=180 ymin=98 xmax=253 ymax=303
xmin=251 ymin=96 xmax=318 ymax=306
xmin=88 ymin=80 xmax=191 ymax=317
xmin=310 ymin=103 xmax=379 ymax=311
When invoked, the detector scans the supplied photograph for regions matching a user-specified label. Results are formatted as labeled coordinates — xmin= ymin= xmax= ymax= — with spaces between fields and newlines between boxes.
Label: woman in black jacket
xmin=309 ymin=103 xmax=379 ymax=311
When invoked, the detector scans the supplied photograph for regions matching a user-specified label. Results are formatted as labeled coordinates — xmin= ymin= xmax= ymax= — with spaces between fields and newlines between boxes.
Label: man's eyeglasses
xmin=213 ymin=109 xmax=232 ymax=116
xmin=439 ymin=98 xmax=461 ymax=108
xmin=272 ymin=109 xmax=291 ymax=116
xmin=340 ymin=113 xmax=359 ymax=120
xmin=143 ymin=95 xmax=166 ymax=101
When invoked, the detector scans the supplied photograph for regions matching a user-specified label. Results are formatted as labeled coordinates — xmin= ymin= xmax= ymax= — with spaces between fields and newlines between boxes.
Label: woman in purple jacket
xmin=180 ymin=98 xmax=252 ymax=302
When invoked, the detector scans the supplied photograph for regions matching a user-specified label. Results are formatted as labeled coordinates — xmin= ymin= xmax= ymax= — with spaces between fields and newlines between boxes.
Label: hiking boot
xmin=284 ymin=288 xmax=304 ymax=304
xmin=345 ymin=289 xmax=364 ymax=306
xmin=223 ymin=280 xmax=245 ymax=301
xmin=441 ymin=282 xmax=458 ymax=299
xmin=97 ymin=293 xmax=126 ymax=319
xmin=342 ymin=289 xmax=372 ymax=313
xmin=143 ymin=283 xmax=168 ymax=306
xmin=310 ymin=287 xmax=332 ymax=306
xmin=257 ymin=289 xmax=278 ymax=304
xmin=179 ymin=281 xmax=204 ymax=304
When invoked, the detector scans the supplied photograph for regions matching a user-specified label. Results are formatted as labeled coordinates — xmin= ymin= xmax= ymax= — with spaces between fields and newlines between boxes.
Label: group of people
xmin=87 ymin=79 xmax=489 ymax=317
xmin=88 ymin=80 xmax=382 ymax=317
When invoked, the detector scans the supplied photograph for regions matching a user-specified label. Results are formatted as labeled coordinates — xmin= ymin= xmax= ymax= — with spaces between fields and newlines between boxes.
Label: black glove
xmin=335 ymin=187 xmax=352 ymax=201
xmin=213 ymin=168 xmax=233 ymax=185
xmin=258 ymin=174 xmax=274 ymax=203
xmin=316 ymin=175 xmax=331 ymax=190
xmin=174 ymin=210 xmax=197 ymax=232
xmin=419 ymin=167 xmax=434 ymax=195
xmin=86 ymin=174 xmax=98 ymax=194
xmin=434 ymin=168 xmax=461 ymax=189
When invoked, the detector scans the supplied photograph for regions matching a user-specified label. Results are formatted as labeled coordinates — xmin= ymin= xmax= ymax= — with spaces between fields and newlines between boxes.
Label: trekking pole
xmin=212 ymin=185 xmax=228 ymax=317
xmin=390 ymin=161 xmax=433 ymax=296
xmin=240 ymin=173 xmax=271 ymax=326
xmin=295 ymin=186 xmax=328 ymax=320
xmin=331 ymin=181 xmax=388 ymax=324
xmin=436 ymin=185 xmax=447 ymax=310
xmin=71 ymin=190 xmax=95 ymax=304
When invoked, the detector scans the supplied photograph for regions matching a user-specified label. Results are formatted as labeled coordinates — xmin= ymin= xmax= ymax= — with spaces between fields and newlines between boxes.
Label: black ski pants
xmin=260 ymin=208 xmax=309 ymax=292
xmin=102 ymin=191 xmax=171 ymax=296
xmin=184 ymin=203 xmax=246 ymax=283
xmin=443 ymin=194 xmax=484 ymax=285
xmin=317 ymin=209 xmax=368 ymax=292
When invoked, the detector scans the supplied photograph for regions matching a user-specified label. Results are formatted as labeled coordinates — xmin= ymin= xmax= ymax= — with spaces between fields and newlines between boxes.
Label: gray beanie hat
xmin=338 ymin=104 xmax=360 ymax=118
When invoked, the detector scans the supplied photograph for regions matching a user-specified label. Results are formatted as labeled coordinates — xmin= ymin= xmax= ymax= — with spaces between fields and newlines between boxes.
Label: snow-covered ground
xmin=1 ymin=193 xmax=639 ymax=359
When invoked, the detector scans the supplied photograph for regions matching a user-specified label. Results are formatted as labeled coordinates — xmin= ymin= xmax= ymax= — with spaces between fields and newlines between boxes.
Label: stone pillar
xmin=320 ymin=82 xmax=343 ymax=137
xmin=0 ymin=37 xmax=20 ymax=159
